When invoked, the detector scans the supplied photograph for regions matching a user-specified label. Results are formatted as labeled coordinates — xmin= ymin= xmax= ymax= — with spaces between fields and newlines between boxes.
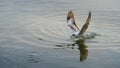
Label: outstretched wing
xmin=79 ymin=11 xmax=91 ymax=35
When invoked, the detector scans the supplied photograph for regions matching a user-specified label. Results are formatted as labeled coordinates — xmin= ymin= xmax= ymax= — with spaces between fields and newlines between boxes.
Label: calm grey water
xmin=0 ymin=0 xmax=120 ymax=68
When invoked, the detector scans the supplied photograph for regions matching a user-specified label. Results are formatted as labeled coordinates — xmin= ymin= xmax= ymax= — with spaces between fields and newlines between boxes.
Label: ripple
xmin=2 ymin=10 xmax=120 ymax=49
xmin=8 ymin=12 xmax=73 ymax=48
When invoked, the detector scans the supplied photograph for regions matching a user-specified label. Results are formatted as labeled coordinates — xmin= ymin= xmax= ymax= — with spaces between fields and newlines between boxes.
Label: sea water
xmin=0 ymin=0 xmax=120 ymax=68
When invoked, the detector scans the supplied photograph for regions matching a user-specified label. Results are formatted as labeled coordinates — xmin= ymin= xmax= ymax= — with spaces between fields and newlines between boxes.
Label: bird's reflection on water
xmin=55 ymin=39 xmax=88 ymax=62
xmin=74 ymin=39 xmax=88 ymax=62
xmin=55 ymin=33 xmax=99 ymax=61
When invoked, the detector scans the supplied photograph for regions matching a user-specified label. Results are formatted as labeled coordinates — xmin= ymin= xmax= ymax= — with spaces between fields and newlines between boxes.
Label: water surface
xmin=0 ymin=0 xmax=120 ymax=68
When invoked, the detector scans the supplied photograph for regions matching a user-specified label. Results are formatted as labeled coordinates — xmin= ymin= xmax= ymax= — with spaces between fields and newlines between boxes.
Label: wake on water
xmin=70 ymin=32 xmax=100 ymax=41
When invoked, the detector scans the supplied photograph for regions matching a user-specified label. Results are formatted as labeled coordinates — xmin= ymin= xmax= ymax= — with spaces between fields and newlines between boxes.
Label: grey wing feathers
xmin=79 ymin=11 xmax=91 ymax=35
